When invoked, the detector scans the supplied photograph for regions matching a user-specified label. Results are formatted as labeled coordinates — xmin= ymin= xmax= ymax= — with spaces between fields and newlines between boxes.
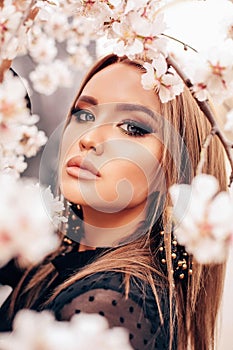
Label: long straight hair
xmin=9 ymin=54 xmax=227 ymax=350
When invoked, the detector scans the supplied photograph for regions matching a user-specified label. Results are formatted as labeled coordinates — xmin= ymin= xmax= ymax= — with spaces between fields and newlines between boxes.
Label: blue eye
xmin=118 ymin=120 xmax=153 ymax=137
xmin=71 ymin=108 xmax=95 ymax=123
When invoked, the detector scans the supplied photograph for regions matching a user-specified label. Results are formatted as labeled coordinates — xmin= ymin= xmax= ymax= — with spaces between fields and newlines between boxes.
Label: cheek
xmin=97 ymin=160 xmax=149 ymax=203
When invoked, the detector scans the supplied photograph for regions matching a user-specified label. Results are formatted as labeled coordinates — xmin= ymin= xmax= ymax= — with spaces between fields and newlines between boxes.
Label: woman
xmin=0 ymin=54 xmax=227 ymax=350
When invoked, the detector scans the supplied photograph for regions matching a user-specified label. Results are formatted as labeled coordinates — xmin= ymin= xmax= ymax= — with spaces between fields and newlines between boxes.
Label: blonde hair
xmin=10 ymin=54 xmax=227 ymax=350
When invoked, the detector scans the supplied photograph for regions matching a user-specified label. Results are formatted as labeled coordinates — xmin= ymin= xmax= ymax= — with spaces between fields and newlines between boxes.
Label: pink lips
xmin=66 ymin=156 xmax=100 ymax=180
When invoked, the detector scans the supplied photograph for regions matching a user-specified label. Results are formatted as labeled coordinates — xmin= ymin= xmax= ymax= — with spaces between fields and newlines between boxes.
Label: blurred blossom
xmin=52 ymin=59 xmax=73 ymax=88
xmin=16 ymin=125 xmax=48 ymax=158
xmin=186 ymin=40 xmax=233 ymax=104
xmin=43 ymin=12 xmax=69 ymax=42
xmin=224 ymin=109 xmax=233 ymax=132
xmin=169 ymin=174 xmax=233 ymax=264
xmin=0 ymin=71 xmax=31 ymax=124
xmin=29 ymin=60 xmax=73 ymax=94
xmin=0 ymin=174 xmax=60 ymax=267
xmin=67 ymin=46 xmax=93 ymax=71
xmin=0 ymin=151 xmax=27 ymax=179
xmin=0 ymin=310 xmax=133 ymax=350
xmin=0 ymin=71 xmax=46 ymax=176
xmin=0 ymin=1 xmax=23 ymax=60
xmin=28 ymin=35 xmax=58 ymax=64
xmin=36 ymin=0 xmax=60 ymax=21
xmin=29 ymin=64 xmax=60 ymax=95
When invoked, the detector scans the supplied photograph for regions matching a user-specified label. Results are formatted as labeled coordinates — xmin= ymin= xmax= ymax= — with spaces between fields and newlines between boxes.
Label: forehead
xmin=80 ymin=63 xmax=161 ymax=113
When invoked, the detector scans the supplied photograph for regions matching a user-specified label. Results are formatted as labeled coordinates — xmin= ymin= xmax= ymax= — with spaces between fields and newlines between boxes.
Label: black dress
xmin=0 ymin=247 xmax=176 ymax=350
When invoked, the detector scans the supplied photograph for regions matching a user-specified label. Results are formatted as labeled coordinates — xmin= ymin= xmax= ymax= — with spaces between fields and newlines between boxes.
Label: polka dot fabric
xmin=48 ymin=272 xmax=175 ymax=350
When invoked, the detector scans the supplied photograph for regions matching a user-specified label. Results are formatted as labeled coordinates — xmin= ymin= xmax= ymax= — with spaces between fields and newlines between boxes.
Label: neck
xmin=79 ymin=202 xmax=148 ymax=249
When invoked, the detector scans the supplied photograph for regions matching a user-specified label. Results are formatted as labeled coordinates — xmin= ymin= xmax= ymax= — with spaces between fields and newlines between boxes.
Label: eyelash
xmin=71 ymin=108 xmax=95 ymax=123
xmin=71 ymin=109 xmax=154 ymax=137
xmin=117 ymin=120 xmax=153 ymax=137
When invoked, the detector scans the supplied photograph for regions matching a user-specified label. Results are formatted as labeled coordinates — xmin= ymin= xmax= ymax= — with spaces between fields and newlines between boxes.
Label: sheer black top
xmin=0 ymin=247 xmax=176 ymax=350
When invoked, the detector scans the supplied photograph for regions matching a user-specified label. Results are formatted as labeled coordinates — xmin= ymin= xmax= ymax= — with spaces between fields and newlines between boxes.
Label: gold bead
xmin=179 ymin=273 xmax=185 ymax=279
xmin=161 ymin=258 xmax=166 ymax=264
xmin=77 ymin=205 xmax=81 ymax=210
xmin=171 ymin=253 xmax=177 ymax=259
xmin=178 ymin=260 xmax=183 ymax=267
xmin=188 ymin=269 xmax=193 ymax=275
xmin=63 ymin=237 xmax=72 ymax=245
xmin=183 ymin=252 xmax=188 ymax=256
xmin=182 ymin=264 xmax=187 ymax=270
xmin=172 ymin=240 xmax=177 ymax=246
xmin=159 ymin=247 xmax=164 ymax=251
xmin=160 ymin=231 xmax=164 ymax=235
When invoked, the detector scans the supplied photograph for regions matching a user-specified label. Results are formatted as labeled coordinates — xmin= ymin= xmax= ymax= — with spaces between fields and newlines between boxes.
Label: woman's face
xmin=59 ymin=63 xmax=163 ymax=214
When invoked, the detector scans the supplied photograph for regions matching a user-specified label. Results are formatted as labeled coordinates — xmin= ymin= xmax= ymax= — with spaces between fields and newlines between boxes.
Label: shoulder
xmin=46 ymin=271 xmax=172 ymax=349
xmin=48 ymin=271 xmax=166 ymax=316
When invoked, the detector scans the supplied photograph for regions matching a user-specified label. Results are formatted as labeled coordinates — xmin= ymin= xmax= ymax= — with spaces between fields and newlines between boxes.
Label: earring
xmin=158 ymin=231 xmax=193 ymax=281
xmin=61 ymin=199 xmax=84 ymax=245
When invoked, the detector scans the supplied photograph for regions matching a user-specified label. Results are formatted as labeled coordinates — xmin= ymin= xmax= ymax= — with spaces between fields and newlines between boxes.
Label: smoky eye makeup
xmin=70 ymin=107 xmax=96 ymax=123
xmin=117 ymin=119 xmax=154 ymax=137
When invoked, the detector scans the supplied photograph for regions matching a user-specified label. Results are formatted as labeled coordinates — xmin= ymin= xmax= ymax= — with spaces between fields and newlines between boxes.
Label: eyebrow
xmin=115 ymin=103 xmax=157 ymax=120
xmin=76 ymin=95 xmax=98 ymax=106
xmin=76 ymin=95 xmax=158 ymax=120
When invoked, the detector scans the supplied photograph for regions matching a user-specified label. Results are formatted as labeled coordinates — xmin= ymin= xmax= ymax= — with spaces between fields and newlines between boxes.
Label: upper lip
xmin=66 ymin=155 xmax=100 ymax=177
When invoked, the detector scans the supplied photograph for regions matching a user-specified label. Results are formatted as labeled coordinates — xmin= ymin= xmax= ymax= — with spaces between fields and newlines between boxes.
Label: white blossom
xmin=16 ymin=125 xmax=48 ymax=158
xmin=0 ymin=70 xmax=31 ymax=124
xmin=0 ymin=174 xmax=59 ymax=267
xmin=141 ymin=56 xmax=184 ymax=103
xmin=28 ymin=35 xmax=58 ymax=64
xmin=0 ymin=149 xmax=27 ymax=179
xmin=112 ymin=19 xmax=144 ymax=57
xmin=42 ymin=186 xmax=68 ymax=228
xmin=169 ymin=174 xmax=232 ymax=264
xmin=0 ymin=1 xmax=22 ymax=60
xmin=68 ymin=46 xmax=93 ymax=71
xmin=0 ymin=310 xmax=133 ymax=350
xmin=29 ymin=64 xmax=60 ymax=95
xmin=43 ymin=12 xmax=69 ymax=42
xmin=52 ymin=59 xmax=73 ymax=88
xmin=188 ymin=40 xmax=233 ymax=104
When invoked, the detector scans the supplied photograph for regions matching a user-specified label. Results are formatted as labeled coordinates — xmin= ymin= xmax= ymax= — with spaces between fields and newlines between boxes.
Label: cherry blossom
xmin=0 ymin=70 xmax=47 ymax=176
xmin=0 ymin=174 xmax=60 ymax=267
xmin=169 ymin=174 xmax=233 ymax=264
xmin=187 ymin=40 xmax=233 ymax=104
xmin=141 ymin=55 xmax=184 ymax=103
xmin=112 ymin=18 xmax=144 ymax=57
xmin=15 ymin=125 xmax=47 ymax=158
xmin=42 ymin=186 xmax=68 ymax=228
xmin=29 ymin=63 xmax=60 ymax=95
xmin=0 ymin=310 xmax=133 ymax=350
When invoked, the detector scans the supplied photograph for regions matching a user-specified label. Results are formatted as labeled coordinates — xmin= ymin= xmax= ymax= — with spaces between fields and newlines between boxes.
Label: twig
xmin=161 ymin=33 xmax=198 ymax=53
xmin=167 ymin=54 xmax=233 ymax=186
xmin=196 ymin=130 xmax=216 ymax=175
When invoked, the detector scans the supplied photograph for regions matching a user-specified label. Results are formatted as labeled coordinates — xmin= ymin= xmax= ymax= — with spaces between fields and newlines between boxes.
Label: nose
xmin=79 ymin=127 xmax=104 ymax=155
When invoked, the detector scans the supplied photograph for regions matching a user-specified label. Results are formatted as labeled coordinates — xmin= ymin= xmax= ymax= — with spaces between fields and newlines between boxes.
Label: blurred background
xmin=10 ymin=1 xmax=233 ymax=348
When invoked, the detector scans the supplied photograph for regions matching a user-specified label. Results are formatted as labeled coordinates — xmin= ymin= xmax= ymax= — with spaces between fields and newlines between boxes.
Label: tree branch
xmin=167 ymin=54 xmax=233 ymax=186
